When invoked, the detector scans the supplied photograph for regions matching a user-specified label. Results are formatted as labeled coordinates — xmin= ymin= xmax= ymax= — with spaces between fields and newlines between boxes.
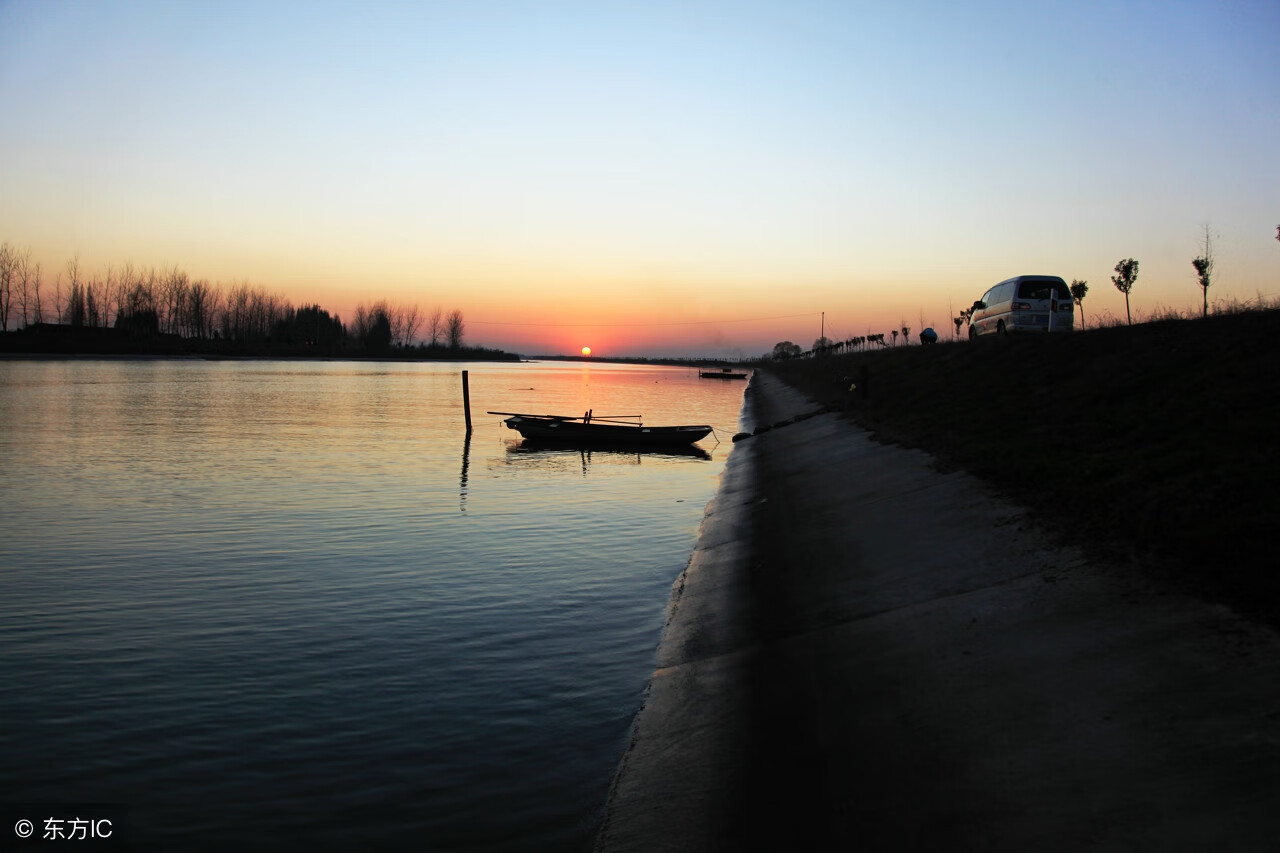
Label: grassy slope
xmin=766 ymin=309 xmax=1280 ymax=624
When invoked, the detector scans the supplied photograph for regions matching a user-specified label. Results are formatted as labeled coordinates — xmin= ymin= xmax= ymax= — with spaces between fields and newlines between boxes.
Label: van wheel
xmin=996 ymin=321 xmax=1007 ymax=337
xmin=968 ymin=325 xmax=977 ymax=341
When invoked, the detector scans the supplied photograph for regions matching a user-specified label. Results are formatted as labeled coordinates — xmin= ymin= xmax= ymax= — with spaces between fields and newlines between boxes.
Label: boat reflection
xmin=503 ymin=439 xmax=712 ymax=474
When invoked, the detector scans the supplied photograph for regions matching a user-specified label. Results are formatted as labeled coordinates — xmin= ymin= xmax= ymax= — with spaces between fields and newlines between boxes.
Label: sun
xmin=580 ymin=346 xmax=591 ymax=356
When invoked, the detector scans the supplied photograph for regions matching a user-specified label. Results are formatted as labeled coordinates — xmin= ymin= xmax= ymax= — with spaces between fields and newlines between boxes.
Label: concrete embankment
xmin=596 ymin=370 xmax=1280 ymax=851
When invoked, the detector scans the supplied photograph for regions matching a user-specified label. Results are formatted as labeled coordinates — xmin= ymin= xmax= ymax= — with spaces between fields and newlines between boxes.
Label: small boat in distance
xmin=489 ymin=410 xmax=713 ymax=446
xmin=699 ymin=368 xmax=748 ymax=379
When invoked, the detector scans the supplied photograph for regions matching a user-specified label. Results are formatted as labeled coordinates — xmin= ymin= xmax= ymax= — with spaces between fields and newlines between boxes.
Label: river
xmin=0 ymin=358 xmax=747 ymax=851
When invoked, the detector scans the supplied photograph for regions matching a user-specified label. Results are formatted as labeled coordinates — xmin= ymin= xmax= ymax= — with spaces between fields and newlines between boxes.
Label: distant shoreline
xmin=0 ymin=323 xmax=521 ymax=362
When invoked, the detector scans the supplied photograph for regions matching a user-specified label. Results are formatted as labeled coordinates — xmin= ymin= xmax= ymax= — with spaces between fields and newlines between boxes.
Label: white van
xmin=969 ymin=275 xmax=1073 ymax=338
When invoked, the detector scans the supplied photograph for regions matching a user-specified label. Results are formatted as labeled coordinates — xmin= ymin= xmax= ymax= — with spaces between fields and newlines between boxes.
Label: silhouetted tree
xmin=0 ymin=242 xmax=15 ymax=330
xmin=770 ymin=340 xmax=801 ymax=359
xmin=68 ymin=282 xmax=87 ymax=327
xmin=20 ymin=252 xmax=43 ymax=326
xmin=271 ymin=304 xmax=344 ymax=350
xmin=184 ymin=279 xmax=214 ymax=339
xmin=64 ymin=256 xmax=83 ymax=326
xmin=0 ymin=243 xmax=40 ymax=329
xmin=1192 ymin=224 xmax=1215 ymax=319
xmin=1111 ymin=258 xmax=1139 ymax=326
xmin=220 ymin=281 xmax=289 ymax=344
xmin=901 ymin=325 xmax=910 ymax=345
xmin=447 ymin=309 xmax=465 ymax=349
xmin=115 ymin=308 xmax=159 ymax=337
xmin=161 ymin=267 xmax=189 ymax=334
xmin=299 ymin=305 xmax=344 ymax=348
xmin=399 ymin=304 xmax=423 ymax=347
xmin=1070 ymin=279 xmax=1089 ymax=329
xmin=427 ymin=306 xmax=444 ymax=347
xmin=365 ymin=309 xmax=392 ymax=354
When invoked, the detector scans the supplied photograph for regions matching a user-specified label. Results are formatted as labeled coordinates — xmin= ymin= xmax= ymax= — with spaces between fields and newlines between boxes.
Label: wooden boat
xmin=699 ymin=368 xmax=748 ymax=379
xmin=489 ymin=411 xmax=713 ymax=446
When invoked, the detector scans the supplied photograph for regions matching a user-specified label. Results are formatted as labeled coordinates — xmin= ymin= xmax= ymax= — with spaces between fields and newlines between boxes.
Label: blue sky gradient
xmin=2 ymin=0 xmax=1277 ymax=354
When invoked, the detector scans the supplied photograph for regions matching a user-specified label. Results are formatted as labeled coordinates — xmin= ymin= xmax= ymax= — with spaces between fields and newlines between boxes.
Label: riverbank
xmin=0 ymin=323 xmax=519 ymax=360
xmin=596 ymin=370 xmax=1280 ymax=850
xmin=767 ymin=308 xmax=1280 ymax=626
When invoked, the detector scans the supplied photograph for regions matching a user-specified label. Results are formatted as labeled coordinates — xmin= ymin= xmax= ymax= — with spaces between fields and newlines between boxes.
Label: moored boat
xmin=489 ymin=411 xmax=713 ymax=446
xmin=699 ymin=368 xmax=748 ymax=379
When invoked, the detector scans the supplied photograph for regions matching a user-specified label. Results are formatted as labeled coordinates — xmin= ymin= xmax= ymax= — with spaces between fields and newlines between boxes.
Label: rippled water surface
xmin=0 ymin=359 xmax=747 ymax=851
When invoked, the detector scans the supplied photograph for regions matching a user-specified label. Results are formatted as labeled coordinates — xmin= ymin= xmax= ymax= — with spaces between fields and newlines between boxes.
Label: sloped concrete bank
xmin=596 ymin=370 xmax=1280 ymax=851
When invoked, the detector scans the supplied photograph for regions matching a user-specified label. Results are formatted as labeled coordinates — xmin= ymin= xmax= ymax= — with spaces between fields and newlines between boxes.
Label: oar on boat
xmin=487 ymin=411 xmax=643 ymax=425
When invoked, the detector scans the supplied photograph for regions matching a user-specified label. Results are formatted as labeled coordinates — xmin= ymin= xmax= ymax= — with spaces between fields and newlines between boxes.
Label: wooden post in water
xmin=462 ymin=370 xmax=473 ymax=433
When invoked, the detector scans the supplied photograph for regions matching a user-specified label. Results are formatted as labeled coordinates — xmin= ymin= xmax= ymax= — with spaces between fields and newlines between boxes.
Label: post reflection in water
xmin=459 ymin=431 xmax=472 ymax=512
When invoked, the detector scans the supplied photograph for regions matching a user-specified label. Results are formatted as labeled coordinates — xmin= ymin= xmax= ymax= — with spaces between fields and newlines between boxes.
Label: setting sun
xmin=581 ymin=346 xmax=591 ymax=356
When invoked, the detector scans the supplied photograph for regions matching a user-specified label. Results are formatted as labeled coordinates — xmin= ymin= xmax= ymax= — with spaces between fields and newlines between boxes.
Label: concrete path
xmin=596 ymin=371 xmax=1280 ymax=851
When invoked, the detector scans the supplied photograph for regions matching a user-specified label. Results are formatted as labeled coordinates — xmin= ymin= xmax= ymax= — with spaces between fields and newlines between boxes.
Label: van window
xmin=1017 ymin=280 xmax=1070 ymax=300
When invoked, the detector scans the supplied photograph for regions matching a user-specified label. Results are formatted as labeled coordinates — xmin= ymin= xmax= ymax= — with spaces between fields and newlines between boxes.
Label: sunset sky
xmin=2 ymin=0 xmax=1277 ymax=357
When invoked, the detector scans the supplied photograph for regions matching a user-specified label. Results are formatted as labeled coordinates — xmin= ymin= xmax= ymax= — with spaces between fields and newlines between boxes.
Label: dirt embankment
xmin=766 ymin=309 xmax=1280 ymax=626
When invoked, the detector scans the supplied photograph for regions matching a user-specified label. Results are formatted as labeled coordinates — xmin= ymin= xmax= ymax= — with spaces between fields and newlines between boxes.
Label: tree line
xmin=0 ymin=244 xmax=491 ymax=357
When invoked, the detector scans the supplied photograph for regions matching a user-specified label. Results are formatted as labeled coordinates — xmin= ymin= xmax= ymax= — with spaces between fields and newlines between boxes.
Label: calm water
xmin=0 ymin=358 xmax=747 ymax=851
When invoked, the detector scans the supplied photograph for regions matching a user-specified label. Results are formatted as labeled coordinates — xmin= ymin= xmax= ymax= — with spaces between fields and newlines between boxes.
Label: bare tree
xmin=0 ymin=242 xmax=16 ymax=330
xmin=427 ymin=305 xmax=444 ymax=347
xmin=1070 ymin=279 xmax=1089 ymax=329
xmin=185 ymin=279 xmax=214 ymax=339
xmin=162 ymin=266 xmax=190 ymax=334
xmin=6 ymin=245 xmax=40 ymax=329
xmin=85 ymin=277 xmax=101 ymax=327
xmin=352 ymin=303 xmax=372 ymax=342
xmin=28 ymin=258 xmax=44 ymax=325
xmin=446 ymin=309 xmax=465 ymax=349
xmin=97 ymin=265 xmax=116 ymax=329
xmin=1111 ymin=258 xmax=1139 ymax=326
xmin=116 ymin=262 xmax=160 ymax=335
xmin=353 ymin=300 xmax=400 ymax=348
xmin=401 ymin=304 xmax=422 ymax=347
xmin=15 ymin=247 xmax=31 ymax=328
xmin=217 ymin=281 xmax=290 ymax=343
xmin=354 ymin=300 xmax=394 ymax=345
xmin=114 ymin=263 xmax=133 ymax=327
xmin=203 ymin=283 xmax=225 ymax=340
xmin=66 ymin=256 xmax=85 ymax=326
xmin=222 ymin=281 xmax=251 ymax=341
xmin=389 ymin=304 xmax=406 ymax=347
xmin=1192 ymin=224 xmax=1215 ymax=319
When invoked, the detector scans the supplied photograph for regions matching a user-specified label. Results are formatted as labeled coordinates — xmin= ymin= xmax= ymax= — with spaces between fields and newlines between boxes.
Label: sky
xmin=2 ymin=0 xmax=1278 ymax=357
